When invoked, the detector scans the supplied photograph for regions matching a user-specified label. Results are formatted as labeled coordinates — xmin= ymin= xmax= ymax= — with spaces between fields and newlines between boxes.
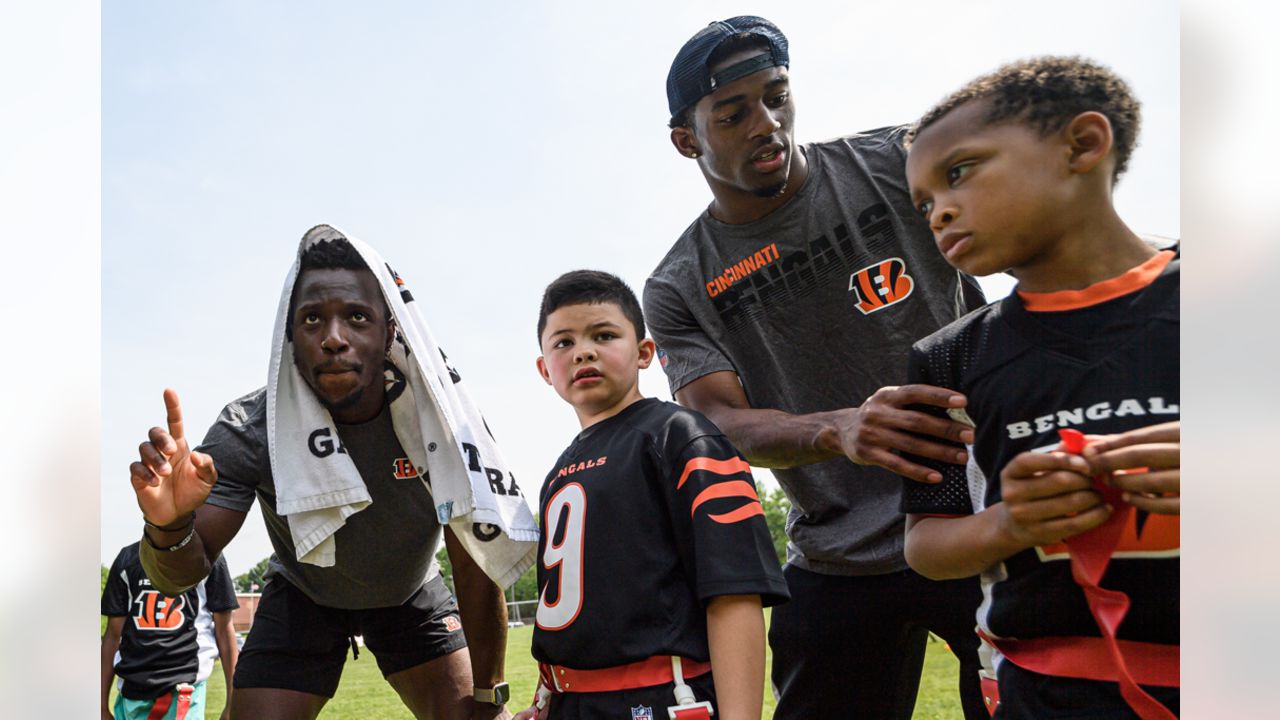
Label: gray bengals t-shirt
xmin=199 ymin=388 xmax=443 ymax=609
xmin=644 ymin=126 xmax=985 ymax=576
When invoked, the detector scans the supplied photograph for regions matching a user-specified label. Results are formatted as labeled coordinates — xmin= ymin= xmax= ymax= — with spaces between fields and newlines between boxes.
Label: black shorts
xmin=233 ymin=573 xmax=468 ymax=697
xmin=994 ymin=660 xmax=1179 ymax=719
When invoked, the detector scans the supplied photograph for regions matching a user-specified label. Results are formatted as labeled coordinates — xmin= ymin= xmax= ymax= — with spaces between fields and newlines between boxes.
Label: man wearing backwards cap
xmin=644 ymin=16 xmax=988 ymax=719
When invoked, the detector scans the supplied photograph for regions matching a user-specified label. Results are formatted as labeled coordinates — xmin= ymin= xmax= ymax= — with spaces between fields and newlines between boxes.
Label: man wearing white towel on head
xmin=129 ymin=225 xmax=538 ymax=720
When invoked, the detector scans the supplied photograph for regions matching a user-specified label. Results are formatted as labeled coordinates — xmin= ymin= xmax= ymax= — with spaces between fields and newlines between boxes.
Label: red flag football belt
xmin=147 ymin=683 xmax=194 ymax=720
xmin=978 ymin=630 xmax=1179 ymax=686
xmin=540 ymin=655 xmax=712 ymax=693
xmin=1038 ymin=429 xmax=1179 ymax=720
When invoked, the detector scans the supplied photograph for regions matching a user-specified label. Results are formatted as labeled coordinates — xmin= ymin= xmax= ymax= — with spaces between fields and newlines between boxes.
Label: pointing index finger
xmin=163 ymin=388 xmax=185 ymax=441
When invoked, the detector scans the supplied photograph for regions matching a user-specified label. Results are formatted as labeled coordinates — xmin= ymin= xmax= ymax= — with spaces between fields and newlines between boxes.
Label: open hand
xmin=836 ymin=384 xmax=974 ymax=483
xmin=129 ymin=389 xmax=218 ymax=527
xmin=997 ymin=450 xmax=1111 ymax=549
xmin=1085 ymin=422 xmax=1179 ymax=515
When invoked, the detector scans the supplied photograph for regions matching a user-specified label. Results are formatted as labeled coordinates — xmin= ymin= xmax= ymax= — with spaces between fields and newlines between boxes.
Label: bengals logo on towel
xmin=848 ymin=257 xmax=915 ymax=315
xmin=393 ymin=457 xmax=421 ymax=480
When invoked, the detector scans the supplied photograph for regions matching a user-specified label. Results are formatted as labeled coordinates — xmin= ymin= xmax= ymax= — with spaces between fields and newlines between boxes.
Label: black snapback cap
xmin=666 ymin=16 xmax=789 ymax=120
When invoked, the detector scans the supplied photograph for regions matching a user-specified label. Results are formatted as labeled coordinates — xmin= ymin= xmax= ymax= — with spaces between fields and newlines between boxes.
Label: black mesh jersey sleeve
xmin=899 ymin=342 xmax=974 ymax=516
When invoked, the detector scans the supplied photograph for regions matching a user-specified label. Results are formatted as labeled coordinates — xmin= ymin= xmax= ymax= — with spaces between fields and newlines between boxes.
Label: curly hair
xmin=298 ymin=230 xmax=367 ymax=272
xmin=906 ymin=56 xmax=1142 ymax=181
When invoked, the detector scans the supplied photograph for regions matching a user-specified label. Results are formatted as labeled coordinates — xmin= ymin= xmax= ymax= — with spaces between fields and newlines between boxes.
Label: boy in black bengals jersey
xmin=513 ymin=271 xmax=788 ymax=720
xmin=900 ymin=57 xmax=1180 ymax=718
xmin=101 ymin=542 xmax=239 ymax=720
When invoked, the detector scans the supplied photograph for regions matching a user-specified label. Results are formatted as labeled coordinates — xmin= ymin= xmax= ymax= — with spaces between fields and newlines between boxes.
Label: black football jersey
xmin=102 ymin=543 xmax=239 ymax=699
xmin=901 ymin=253 xmax=1179 ymax=646
xmin=531 ymin=398 xmax=789 ymax=669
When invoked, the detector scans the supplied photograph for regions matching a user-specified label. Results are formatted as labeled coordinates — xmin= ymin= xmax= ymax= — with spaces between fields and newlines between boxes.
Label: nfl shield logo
xmin=631 ymin=706 xmax=653 ymax=720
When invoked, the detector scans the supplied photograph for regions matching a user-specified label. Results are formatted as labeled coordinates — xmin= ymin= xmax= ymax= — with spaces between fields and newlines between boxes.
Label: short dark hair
xmin=285 ymin=236 xmax=382 ymax=341
xmin=668 ymin=33 xmax=772 ymax=129
xmin=537 ymin=270 xmax=645 ymax=347
xmin=299 ymin=235 xmax=367 ymax=273
xmin=906 ymin=56 xmax=1142 ymax=181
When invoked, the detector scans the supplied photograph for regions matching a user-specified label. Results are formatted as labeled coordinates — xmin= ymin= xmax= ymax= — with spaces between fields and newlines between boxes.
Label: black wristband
xmin=144 ymin=513 xmax=195 ymax=533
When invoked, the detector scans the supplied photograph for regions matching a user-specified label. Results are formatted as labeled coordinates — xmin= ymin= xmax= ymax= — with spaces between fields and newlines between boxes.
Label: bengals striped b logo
xmin=392 ymin=457 xmax=420 ymax=479
xmin=848 ymin=257 xmax=915 ymax=315
xmin=132 ymin=590 xmax=186 ymax=631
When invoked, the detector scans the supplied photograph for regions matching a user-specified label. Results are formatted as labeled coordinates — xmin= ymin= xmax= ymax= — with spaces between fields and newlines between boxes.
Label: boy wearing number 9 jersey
xmin=515 ymin=270 xmax=789 ymax=720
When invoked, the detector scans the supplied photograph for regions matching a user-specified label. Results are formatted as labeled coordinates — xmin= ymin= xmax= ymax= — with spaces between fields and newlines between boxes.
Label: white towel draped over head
xmin=266 ymin=224 xmax=538 ymax=588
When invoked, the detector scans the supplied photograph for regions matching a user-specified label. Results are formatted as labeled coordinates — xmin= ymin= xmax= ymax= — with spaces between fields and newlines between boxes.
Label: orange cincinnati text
xmin=705 ymin=243 xmax=781 ymax=298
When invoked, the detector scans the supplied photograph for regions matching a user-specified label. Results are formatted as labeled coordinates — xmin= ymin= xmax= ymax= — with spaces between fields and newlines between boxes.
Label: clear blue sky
xmin=101 ymin=1 xmax=1180 ymax=574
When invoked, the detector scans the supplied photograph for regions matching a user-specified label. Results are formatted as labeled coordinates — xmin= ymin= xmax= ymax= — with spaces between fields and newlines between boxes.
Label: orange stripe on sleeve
xmin=690 ymin=480 xmax=760 ymax=517
xmin=710 ymin=504 xmax=765 ymax=524
xmin=677 ymin=456 xmax=752 ymax=489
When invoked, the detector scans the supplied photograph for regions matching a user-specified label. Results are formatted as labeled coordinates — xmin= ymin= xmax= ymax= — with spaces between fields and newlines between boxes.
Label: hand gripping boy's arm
xmin=905 ymin=450 xmax=1113 ymax=580
xmin=706 ymin=594 xmax=766 ymax=720
xmin=676 ymin=371 xmax=973 ymax=484
xmin=1084 ymin=421 xmax=1180 ymax=515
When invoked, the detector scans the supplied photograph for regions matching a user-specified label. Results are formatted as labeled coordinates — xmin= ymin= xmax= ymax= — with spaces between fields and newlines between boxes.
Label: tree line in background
xmin=98 ymin=488 xmax=792 ymax=602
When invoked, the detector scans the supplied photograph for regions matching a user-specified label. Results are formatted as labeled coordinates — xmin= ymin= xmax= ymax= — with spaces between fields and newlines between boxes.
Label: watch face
xmin=477 ymin=683 xmax=510 ymax=705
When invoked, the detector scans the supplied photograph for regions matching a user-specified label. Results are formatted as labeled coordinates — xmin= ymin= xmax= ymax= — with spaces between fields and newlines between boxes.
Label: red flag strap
xmin=1051 ymin=429 xmax=1177 ymax=720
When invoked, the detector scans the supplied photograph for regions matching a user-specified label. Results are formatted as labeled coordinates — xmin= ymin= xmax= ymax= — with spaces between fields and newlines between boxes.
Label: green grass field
xmin=183 ymin=623 xmax=964 ymax=718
